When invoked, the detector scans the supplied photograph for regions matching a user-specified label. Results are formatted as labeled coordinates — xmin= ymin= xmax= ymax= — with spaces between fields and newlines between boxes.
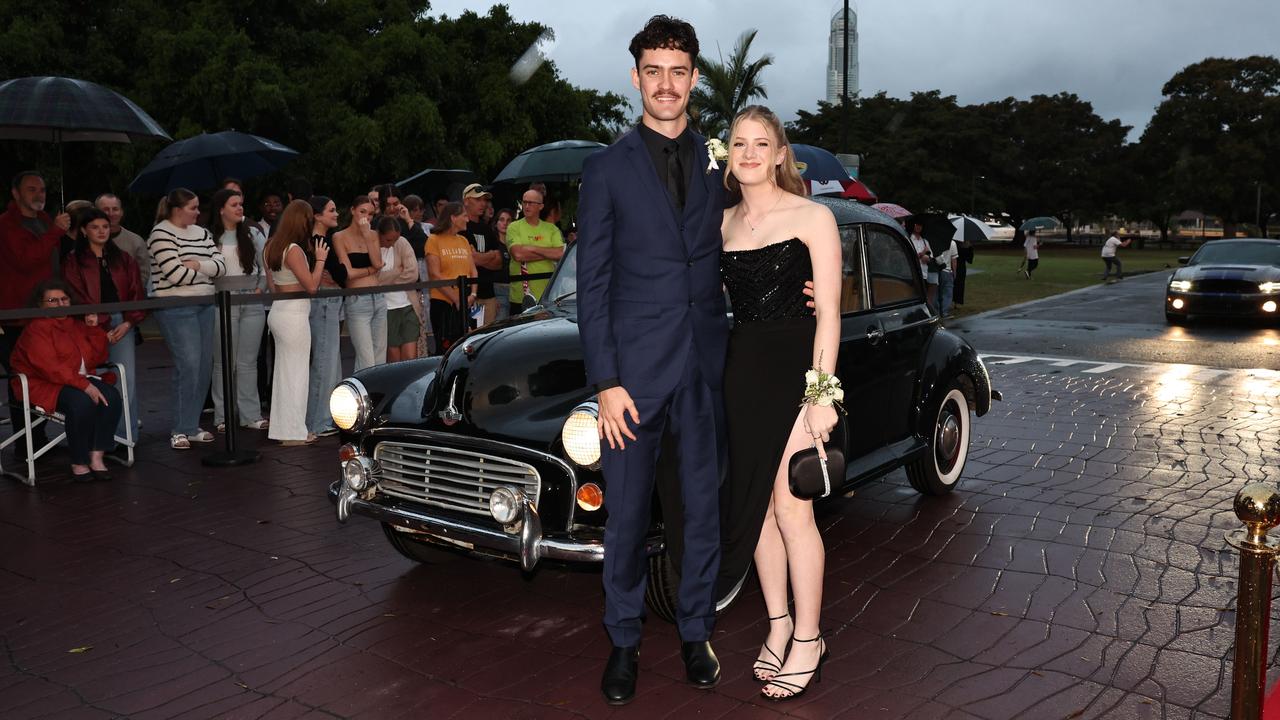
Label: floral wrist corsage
xmin=705 ymin=138 xmax=728 ymax=173
xmin=802 ymin=367 xmax=845 ymax=411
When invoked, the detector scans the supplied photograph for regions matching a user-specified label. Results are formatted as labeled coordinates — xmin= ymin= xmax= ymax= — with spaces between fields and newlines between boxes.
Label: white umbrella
xmin=950 ymin=214 xmax=995 ymax=243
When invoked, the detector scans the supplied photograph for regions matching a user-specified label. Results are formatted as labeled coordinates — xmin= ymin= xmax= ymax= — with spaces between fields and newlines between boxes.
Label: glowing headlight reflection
xmin=1153 ymin=364 xmax=1197 ymax=404
xmin=1169 ymin=280 xmax=1192 ymax=292
xmin=1259 ymin=282 xmax=1280 ymax=294
xmin=330 ymin=380 xmax=369 ymax=431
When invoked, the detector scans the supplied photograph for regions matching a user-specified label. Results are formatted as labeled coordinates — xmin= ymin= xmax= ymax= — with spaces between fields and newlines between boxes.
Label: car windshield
xmin=544 ymin=242 xmax=578 ymax=305
xmin=1189 ymin=242 xmax=1280 ymax=267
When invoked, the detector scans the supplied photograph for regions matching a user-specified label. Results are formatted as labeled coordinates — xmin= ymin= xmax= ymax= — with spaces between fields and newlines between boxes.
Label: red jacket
xmin=9 ymin=317 xmax=112 ymax=412
xmin=0 ymin=201 xmax=64 ymax=312
xmin=62 ymin=247 xmax=147 ymax=328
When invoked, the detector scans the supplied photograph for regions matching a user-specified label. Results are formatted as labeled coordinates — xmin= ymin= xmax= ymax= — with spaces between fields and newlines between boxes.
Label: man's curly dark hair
xmin=628 ymin=15 xmax=699 ymax=67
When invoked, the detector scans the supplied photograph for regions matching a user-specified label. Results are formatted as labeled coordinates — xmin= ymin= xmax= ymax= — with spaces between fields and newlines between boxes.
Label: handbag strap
xmin=812 ymin=440 xmax=832 ymax=498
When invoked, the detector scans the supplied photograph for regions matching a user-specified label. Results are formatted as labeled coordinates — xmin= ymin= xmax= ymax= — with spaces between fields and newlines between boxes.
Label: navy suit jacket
xmin=576 ymin=126 xmax=730 ymax=398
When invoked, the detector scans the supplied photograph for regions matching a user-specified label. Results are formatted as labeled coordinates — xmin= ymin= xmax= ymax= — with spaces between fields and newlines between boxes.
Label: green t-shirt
xmin=506 ymin=218 xmax=564 ymax=303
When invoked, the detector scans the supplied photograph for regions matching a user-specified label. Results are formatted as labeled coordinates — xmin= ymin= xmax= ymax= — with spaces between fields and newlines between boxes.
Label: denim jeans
xmin=938 ymin=270 xmax=955 ymax=317
xmin=1102 ymin=256 xmax=1122 ymax=279
xmin=154 ymin=302 xmax=215 ymax=436
xmin=306 ymin=295 xmax=343 ymax=434
xmin=345 ymin=293 xmax=387 ymax=372
xmin=212 ymin=303 xmax=267 ymax=426
xmin=106 ymin=312 xmax=139 ymax=440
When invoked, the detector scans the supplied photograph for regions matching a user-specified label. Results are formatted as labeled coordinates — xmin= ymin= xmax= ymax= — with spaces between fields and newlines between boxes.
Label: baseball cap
xmin=462 ymin=183 xmax=492 ymax=199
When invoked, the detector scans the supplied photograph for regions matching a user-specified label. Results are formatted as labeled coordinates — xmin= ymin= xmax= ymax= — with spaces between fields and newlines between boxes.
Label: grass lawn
xmin=950 ymin=245 xmax=1188 ymax=318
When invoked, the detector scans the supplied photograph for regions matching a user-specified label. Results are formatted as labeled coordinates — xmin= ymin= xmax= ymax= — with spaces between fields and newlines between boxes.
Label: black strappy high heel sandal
xmin=761 ymin=634 xmax=829 ymax=702
xmin=752 ymin=613 xmax=792 ymax=682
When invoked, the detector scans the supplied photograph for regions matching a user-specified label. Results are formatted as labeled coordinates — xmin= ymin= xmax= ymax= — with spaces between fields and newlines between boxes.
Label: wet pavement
xmin=2 ymin=343 xmax=1280 ymax=719
xmin=948 ymin=271 xmax=1280 ymax=370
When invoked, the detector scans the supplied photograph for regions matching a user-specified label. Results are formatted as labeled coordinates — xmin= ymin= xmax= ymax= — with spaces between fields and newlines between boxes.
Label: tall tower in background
xmin=826 ymin=5 xmax=859 ymax=104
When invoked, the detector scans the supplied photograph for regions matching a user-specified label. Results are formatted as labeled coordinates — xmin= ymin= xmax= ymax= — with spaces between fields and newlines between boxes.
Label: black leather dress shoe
xmin=601 ymin=646 xmax=639 ymax=705
xmin=681 ymin=640 xmax=721 ymax=688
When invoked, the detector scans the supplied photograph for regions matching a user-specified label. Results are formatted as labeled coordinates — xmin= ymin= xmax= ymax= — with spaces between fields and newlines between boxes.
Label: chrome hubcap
xmin=936 ymin=406 xmax=961 ymax=470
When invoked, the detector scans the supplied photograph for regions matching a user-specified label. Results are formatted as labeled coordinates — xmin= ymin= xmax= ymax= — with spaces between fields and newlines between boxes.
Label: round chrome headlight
xmin=330 ymin=379 xmax=369 ymax=431
xmin=342 ymin=457 xmax=371 ymax=491
xmin=489 ymin=487 xmax=523 ymax=525
xmin=562 ymin=402 xmax=601 ymax=469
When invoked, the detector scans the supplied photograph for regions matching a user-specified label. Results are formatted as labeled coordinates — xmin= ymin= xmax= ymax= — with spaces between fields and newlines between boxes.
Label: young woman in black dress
xmin=718 ymin=105 xmax=842 ymax=701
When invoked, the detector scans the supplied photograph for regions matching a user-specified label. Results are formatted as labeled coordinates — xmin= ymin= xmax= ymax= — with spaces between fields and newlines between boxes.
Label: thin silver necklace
xmin=742 ymin=189 xmax=784 ymax=235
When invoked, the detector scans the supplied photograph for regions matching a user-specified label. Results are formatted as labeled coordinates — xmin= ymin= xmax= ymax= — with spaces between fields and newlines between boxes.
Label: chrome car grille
xmin=1195 ymin=279 xmax=1258 ymax=294
xmin=372 ymin=441 xmax=541 ymax=517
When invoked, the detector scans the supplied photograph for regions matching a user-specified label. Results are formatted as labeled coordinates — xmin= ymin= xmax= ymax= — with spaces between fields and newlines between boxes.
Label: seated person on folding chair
xmin=9 ymin=280 xmax=122 ymax=481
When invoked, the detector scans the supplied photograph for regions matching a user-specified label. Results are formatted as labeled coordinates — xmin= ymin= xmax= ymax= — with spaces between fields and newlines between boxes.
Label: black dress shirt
xmin=637 ymin=122 xmax=695 ymax=211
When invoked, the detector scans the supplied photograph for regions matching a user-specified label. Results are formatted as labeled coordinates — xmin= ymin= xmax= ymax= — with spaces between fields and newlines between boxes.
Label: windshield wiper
xmin=553 ymin=290 xmax=578 ymax=306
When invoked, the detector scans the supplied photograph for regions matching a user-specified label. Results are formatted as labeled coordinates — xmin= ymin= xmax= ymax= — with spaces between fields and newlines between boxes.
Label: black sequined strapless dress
xmin=717 ymin=238 xmax=815 ymax=594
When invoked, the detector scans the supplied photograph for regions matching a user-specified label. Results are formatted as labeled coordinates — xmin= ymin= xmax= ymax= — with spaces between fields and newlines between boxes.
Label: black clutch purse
xmin=788 ymin=420 xmax=846 ymax=499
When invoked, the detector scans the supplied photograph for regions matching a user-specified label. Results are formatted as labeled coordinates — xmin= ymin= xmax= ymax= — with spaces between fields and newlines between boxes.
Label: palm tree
xmin=690 ymin=29 xmax=774 ymax=139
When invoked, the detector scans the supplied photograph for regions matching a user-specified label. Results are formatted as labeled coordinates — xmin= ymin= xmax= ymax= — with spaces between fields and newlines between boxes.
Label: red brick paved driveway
xmin=2 ymin=346 xmax=1278 ymax=719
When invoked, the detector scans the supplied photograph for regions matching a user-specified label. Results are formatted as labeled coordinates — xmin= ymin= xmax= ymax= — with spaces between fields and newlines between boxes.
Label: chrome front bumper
xmin=329 ymin=482 xmax=663 ymax=571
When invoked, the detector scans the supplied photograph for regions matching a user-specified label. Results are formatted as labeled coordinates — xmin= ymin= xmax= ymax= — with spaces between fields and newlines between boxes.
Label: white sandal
xmin=170 ymin=434 xmax=191 ymax=450
xmin=242 ymin=419 xmax=269 ymax=430
xmin=189 ymin=430 xmax=215 ymax=443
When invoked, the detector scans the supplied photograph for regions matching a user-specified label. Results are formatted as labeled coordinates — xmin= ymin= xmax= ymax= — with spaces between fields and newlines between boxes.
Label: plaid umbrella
xmin=493 ymin=140 xmax=605 ymax=184
xmin=0 ymin=76 xmax=170 ymax=203
xmin=129 ymin=131 xmax=299 ymax=194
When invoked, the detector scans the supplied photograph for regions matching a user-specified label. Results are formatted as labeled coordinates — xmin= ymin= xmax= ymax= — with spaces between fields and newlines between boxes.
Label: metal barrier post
xmin=1226 ymin=483 xmax=1280 ymax=720
xmin=202 ymin=290 xmax=260 ymax=467
xmin=457 ymin=275 xmax=471 ymax=332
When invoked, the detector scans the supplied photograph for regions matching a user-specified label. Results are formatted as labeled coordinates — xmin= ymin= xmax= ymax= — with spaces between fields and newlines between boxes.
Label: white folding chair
xmin=1 ymin=362 xmax=135 ymax=486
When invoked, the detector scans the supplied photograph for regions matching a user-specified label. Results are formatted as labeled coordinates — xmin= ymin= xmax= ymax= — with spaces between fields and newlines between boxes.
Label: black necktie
xmin=664 ymin=140 xmax=685 ymax=210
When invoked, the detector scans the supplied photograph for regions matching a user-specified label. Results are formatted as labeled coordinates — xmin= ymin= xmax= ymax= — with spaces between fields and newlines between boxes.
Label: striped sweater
xmin=148 ymin=220 xmax=226 ymax=296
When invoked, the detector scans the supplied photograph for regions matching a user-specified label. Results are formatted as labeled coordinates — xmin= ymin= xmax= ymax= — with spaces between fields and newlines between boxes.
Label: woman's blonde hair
xmin=724 ymin=105 xmax=807 ymax=199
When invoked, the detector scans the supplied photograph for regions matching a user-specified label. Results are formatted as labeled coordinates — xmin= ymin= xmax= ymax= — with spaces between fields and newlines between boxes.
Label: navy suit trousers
xmin=601 ymin=351 xmax=722 ymax=647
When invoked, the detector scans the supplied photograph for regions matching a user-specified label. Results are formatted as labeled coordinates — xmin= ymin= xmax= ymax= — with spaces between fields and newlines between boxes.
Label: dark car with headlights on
xmin=1165 ymin=238 xmax=1280 ymax=324
xmin=326 ymin=197 xmax=999 ymax=621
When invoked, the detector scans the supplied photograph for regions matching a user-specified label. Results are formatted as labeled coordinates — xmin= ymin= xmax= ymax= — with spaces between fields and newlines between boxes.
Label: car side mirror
xmin=1177 ymin=256 xmax=1190 ymax=265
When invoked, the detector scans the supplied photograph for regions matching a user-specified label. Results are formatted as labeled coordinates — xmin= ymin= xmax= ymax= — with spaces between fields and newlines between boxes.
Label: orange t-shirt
xmin=425 ymin=233 xmax=475 ymax=302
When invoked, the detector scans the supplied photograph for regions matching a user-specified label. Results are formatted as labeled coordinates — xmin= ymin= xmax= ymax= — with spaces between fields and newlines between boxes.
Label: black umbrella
xmin=492 ymin=139 xmax=606 ymax=184
xmin=129 ymin=131 xmax=299 ymax=194
xmin=0 ymin=76 xmax=170 ymax=203
xmin=909 ymin=213 xmax=957 ymax=255
xmin=395 ymin=168 xmax=478 ymax=200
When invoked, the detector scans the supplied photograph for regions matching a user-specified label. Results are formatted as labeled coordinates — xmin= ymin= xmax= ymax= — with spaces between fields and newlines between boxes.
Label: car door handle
xmin=865 ymin=327 xmax=884 ymax=343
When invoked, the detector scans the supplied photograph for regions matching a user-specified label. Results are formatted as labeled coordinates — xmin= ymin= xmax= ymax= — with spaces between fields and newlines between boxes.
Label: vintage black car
xmin=1165 ymin=238 xmax=1280 ymax=324
xmin=327 ymin=197 xmax=999 ymax=620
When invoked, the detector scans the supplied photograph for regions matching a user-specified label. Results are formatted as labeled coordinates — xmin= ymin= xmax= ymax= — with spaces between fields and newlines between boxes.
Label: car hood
xmin=1173 ymin=264 xmax=1280 ymax=283
xmin=426 ymin=305 xmax=594 ymax=445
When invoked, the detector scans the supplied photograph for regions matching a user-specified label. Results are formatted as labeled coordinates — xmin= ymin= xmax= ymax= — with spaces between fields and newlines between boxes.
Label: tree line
xmin=0 ymin=2 xmax=627 ymax=209
xmin=782 ymin=56 xmax=1280 ymax=241
xmin=2 ymin=3 xmax=1276 ymax=241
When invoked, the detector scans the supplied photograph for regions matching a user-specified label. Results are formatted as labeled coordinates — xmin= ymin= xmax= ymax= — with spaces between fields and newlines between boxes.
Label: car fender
xmin=912 ymin=329 xmax=993 ymax=439
xmin=348 ymin=356 xmax=444 ymax=430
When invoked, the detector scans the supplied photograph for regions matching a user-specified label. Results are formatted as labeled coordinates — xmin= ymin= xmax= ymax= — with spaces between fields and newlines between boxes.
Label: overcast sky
xmin=428 ymin=0 xmax=1279 ymax=142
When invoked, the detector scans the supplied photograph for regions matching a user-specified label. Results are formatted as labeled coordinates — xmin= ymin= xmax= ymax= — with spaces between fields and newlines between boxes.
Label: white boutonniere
xmin=705 ymin=138 xmax=728 ymax=173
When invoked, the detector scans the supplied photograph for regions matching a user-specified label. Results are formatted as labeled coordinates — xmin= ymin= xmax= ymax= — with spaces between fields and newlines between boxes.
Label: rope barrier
xmin=0 ymin=272 xmax=555 ymax=322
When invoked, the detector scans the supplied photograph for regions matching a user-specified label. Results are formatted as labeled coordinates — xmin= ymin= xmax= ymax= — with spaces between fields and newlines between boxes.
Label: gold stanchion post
xmin=1226 ymin=483 xmax=1280 ymax=720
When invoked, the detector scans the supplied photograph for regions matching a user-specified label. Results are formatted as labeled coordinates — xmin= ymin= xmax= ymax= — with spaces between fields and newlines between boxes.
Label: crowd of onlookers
xmin=0 ymin=171 xmax=568 ymax=477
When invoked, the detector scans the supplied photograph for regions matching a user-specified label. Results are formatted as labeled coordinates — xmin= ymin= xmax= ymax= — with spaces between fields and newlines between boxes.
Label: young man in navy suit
xmin=576 ymin=15 xmax=729 ymax=705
